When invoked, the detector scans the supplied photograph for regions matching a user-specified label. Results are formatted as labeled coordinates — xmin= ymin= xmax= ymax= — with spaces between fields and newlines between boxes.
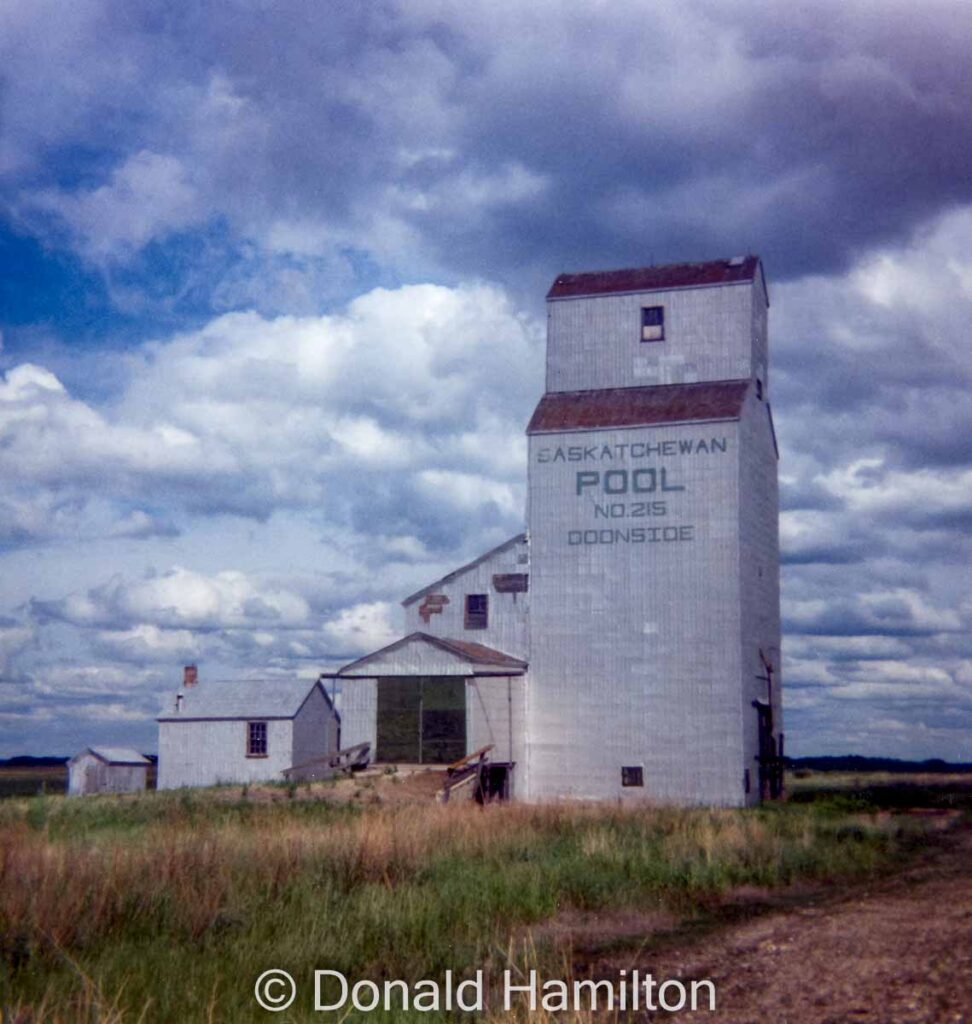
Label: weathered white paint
xmin=68 ymin=751 xmax=148 ymax=796
xmin=340 ymin=634 xmax=522 ymax=677
xmin=547 ymin=278 xmax=765 ymax=393
xmin=524 ymin=266 xmax=779 ymax=805
xmin=292 ymin=684 xmax=340 ymax=766
xmin=157 ymin=681 xmax=338 ymax=789
xmin=336 ymin=259 xmax=780 ymax=807
xmin=338 ymin=677 xmax=377 ymax=753
xmin=525 ymin=419 xmax=746 ymax=803
xmin=738 ymin=385 xmax=782 ymax=805
xmin=403 ymin=536 xmax=529 ymax=661
xmin=158 ymin=718 xmax=293 ymax=789
xmin=466 ymin=675 xmax=527 ymax=788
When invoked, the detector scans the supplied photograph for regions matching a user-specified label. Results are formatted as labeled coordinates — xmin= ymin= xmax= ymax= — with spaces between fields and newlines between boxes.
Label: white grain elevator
xmin=523 ymin=257 xmax=781 ymax=805
xmin=336 ymin=256 xmax=782 ymax=807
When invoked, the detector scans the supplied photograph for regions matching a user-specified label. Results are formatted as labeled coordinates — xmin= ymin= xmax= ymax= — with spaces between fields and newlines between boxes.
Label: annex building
xmin=335 ymin=256 xmax=782 ymax=806
xmin=157 ymin=669 xmax=339 ymax=789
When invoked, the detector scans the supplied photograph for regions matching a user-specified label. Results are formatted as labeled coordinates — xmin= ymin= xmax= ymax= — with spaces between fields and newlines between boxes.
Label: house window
xmin=621 ymin=765 xmax=644 ymax=787
xmin=247 ymin=721 xmax=268 ymax=757
xmin=464 ymin=594 xmax=488 ymax=629
xmin=756 ymin=378 xmax=763 ymax=400
xmin=641 ymin=306 xmax=664 ymax=342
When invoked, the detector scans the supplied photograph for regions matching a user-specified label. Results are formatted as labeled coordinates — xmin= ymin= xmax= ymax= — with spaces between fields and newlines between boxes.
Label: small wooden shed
xmin=67 ymin=746 xmax=150 ymax=796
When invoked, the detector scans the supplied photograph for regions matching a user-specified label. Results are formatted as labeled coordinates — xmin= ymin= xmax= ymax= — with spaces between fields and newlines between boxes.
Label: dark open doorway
xmin=476 ymin=762 xmax=514 ymax=802
xmin=375 ymin=676 xmax=466 ymax=763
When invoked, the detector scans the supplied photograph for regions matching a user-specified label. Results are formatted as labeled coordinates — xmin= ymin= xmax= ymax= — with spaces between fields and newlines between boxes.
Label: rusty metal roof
xmin=547 ymin=256 xmax=761 ymax=299
xmin=335 ymin=632 xmax=527 ymax=676
xmin=431 ymin=636 xmax=527 ymax=669
xmin=527 ymin=380 xmax=750 ymax=433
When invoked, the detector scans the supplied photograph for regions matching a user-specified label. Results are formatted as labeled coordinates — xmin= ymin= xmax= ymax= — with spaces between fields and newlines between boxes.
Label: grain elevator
xmin=336 ymin=256 xmax=782 ymax=806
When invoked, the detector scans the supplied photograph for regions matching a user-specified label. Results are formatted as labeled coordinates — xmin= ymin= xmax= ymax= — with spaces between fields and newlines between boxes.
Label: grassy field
xmin=0 ymin=765 xmax=67 ymax=800
xmin=0 ymin=773 xmax=966 ymax=1023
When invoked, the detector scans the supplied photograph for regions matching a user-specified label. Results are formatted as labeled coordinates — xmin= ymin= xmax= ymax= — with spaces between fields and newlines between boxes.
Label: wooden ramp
xmin=283 ymin=742 xmax=371 ymax=782
xmin=439 ymin=745 xmax=493 ymax=803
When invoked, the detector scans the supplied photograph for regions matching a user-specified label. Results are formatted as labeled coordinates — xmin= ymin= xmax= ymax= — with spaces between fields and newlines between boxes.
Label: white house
xmin=157 ymin=675 xmax=339 ymax=789
xmin=68 ymin=746 xmax=150 ymax=796
xmin=336 ymin=256 xmax=782 ymax=807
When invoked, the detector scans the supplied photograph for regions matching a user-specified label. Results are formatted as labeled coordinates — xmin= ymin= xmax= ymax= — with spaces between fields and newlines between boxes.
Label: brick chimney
xmin=183 ymin=665 xmax=198 ymax=688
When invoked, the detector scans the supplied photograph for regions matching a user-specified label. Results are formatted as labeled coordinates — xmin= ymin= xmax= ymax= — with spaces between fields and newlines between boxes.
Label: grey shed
xmin=68 ymin=746 xmax=151 ymax=796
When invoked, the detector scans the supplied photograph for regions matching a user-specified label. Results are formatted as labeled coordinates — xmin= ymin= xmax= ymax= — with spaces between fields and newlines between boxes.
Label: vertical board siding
xmin=339 ymin=678 xmax=378 ymax=753
xmin=68 ymin=756 xmax=147 ymax=796
xmin=330 ymin=265 xmax=779 ymax=808
xmin=403 ymin=538 xmax=529 ymax=661
xmin=291 ymin=685 xmax=340 ymax=767
xmin=737 ymin=386 xmax=783 ymax=804
xmin=157 ymin=719 xmax=293 ymax=789
xmin=526 ymin=420 xmax=745 ymax=804
xmin=466 ymin=676 xmax=527 ymax=777
xmin=547 ymin=284 xmax=754 ymax=393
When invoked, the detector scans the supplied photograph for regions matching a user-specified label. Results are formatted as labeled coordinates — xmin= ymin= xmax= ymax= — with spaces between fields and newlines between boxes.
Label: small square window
xmin=247 ymin=721 xmax=268 ymax=757
xmin=621 ymin=765 xmax=644 ymax=787
xmin=465 ymin=594 xmax=488 ymax=629
xmin=641 ymin=306 xmax=664 ymax=343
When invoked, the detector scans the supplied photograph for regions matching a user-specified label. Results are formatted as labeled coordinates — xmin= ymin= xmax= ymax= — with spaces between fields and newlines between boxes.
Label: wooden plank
xmin=446 ymin=744 xmax=493 ymax=774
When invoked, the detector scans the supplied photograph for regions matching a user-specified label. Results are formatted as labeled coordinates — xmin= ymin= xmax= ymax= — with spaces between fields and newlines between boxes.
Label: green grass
xmin=0 ymin=782 xmax=961 ymax=1023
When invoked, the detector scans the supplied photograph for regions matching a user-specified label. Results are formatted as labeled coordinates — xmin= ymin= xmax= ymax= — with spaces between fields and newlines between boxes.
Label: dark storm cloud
xmin=3 ymin=0 xmax=972 ymax=760
xmin=6 ymin=0 xmax=972 ymax=309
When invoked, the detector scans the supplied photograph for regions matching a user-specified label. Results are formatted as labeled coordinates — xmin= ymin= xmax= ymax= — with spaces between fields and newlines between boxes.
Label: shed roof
xmin=72 ymin=746 xmax=151 ymax=766
xmin=334 ymin=632 xmax=527 ymax=678
xmin=546 ymin=256 xmax=762 ymax=300
xmin=430 ymin=636 xmax=527 ymax=668
xmin=527 ymin=380 xmax=750 ymax=434
xmin=157 ymin=678 xmax=326 ymax=722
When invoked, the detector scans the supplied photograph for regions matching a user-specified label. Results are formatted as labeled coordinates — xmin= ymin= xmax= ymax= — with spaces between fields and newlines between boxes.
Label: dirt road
xmin=647 ymin=823 xmax=972 ymax=1023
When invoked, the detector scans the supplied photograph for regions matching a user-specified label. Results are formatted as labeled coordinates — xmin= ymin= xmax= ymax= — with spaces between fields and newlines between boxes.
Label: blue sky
xmin=3 ymin=0 xmax=972 ymax=759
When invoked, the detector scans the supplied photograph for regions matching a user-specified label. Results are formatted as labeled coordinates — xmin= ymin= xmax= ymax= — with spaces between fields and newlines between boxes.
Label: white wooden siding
xmin=157 ymin=718 xmax=293 ymax=789
xmin=291 ymin=685 xmax=340 ymax=766
xmin=547 ymin=282 xmax=754 ymax=393
xmin=525 ymin=419 xmax=745 ymax=804
xmin=403 ymin=538 xmax=529 ymax=661
xmin=68 ymin=754 xmax=148 ymax=796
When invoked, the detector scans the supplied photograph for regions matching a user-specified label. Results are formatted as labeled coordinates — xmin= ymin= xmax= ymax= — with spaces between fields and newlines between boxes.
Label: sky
xmin=2 ymin=0 xmax=972 ymax=760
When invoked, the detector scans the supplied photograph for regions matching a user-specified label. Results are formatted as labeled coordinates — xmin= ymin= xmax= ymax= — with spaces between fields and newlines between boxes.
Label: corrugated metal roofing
xmin=527 ymin=380 xmax=750 ymax=433
xmin=547 ymin=256 xmax=760 ymax=299
xmin=85 ymin=746 xmax=151 ymax=765
xmin=157 ymin=679 xmax=321 ymax=721
xmin=430 ymin=636 xmax=527 ymax=669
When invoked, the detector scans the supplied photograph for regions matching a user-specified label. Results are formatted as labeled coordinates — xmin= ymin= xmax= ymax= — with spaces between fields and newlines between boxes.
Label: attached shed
xmin=157 ymin=678 xmax=339 ymax=789
xmin=334 ymin=632 xmax=527 ymax=796
xmin=68 ymin=747 xmax=150 ymax=796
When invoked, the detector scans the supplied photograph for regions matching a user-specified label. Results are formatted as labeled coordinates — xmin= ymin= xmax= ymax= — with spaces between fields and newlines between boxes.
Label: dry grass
xmin=0 ymin=787 xmax=940 ymax=1022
